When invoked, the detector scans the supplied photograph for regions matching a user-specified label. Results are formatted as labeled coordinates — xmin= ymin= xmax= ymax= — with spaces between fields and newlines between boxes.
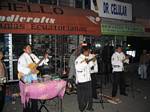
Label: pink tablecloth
xmin=19 ymin=80 xmax=66 ymax=105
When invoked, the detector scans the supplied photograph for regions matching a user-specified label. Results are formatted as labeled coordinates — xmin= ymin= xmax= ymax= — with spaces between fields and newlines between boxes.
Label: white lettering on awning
xmin=0 ymin=14 xmax=56 ymax=24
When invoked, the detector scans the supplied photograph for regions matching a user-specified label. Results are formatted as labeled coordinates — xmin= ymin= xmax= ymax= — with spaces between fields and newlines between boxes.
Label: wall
xmin=117 ymin=0 xmax=150 ymax=19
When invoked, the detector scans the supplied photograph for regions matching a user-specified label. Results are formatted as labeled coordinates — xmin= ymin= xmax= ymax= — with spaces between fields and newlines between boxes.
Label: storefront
xmin=91 ymin=0 xmax=150 ymax=53
xmin=100 ymin=20 xmax=146 ymax=61
xmin=0 ymin=1 xmax=101 ymax=81
xmin=89 ymin=0 xmax=149 ymax=76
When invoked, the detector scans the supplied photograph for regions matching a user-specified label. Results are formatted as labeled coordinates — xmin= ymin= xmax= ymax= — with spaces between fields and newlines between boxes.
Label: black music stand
xmin=38 ymin=100 xmax=49 ymax=112
xmin=93 ymin=73 xmax=108 ymax=109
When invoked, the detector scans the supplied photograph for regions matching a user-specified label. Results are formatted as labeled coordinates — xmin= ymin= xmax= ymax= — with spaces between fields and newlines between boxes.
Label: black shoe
xmin=120 ymin=93 xmax=128 ymax=96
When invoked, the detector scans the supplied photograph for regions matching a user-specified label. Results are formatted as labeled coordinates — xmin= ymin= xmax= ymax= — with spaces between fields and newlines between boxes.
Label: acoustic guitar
xmin=18 ymin=54 xmax=47 ymax=79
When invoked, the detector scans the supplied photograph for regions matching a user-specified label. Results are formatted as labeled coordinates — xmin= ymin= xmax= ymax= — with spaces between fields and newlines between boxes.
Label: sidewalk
xmin=3 ymin=74 xmax=150 ymax=112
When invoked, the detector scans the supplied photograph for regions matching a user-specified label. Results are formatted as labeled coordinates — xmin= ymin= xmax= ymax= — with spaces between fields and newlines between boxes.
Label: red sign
xmin=0 ymin=2 xmax=101 ymax=36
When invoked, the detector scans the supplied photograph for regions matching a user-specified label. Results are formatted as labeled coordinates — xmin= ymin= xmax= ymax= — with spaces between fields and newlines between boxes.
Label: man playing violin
xmin=75 ymin=46 xmax=96 ymax=112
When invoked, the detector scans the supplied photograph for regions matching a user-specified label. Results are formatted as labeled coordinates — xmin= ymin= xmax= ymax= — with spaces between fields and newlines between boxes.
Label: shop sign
xmin=0 ymin=2 xmax=101 ymax=36
xmin=91 ymin=0 xmax=132 ymax=21
xmin=101 ymin=23 xmax=144 ymax=36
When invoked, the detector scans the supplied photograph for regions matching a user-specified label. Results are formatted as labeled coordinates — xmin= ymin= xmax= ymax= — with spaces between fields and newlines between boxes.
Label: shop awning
xmin=0 ymin=2 xmax=101 ymax=36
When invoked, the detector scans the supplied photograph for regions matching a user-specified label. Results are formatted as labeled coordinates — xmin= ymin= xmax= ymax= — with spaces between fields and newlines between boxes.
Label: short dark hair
xmin=23 ymin=44 xmax=31 ymax=50
xmin=115 ymin=45 xmax=122 ymax=49
xmin=81 ymin=46 xmax=89 ymax=53
xmin=0 ymin=50 xmax=3 ymax=54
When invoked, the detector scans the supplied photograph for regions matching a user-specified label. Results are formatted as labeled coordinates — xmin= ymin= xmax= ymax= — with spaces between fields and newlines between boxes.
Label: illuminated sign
xmin=91 ymin=0 xmax=132 ymax=21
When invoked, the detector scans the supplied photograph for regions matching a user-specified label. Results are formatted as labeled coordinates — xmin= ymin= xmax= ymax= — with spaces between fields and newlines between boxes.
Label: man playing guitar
xmin=17 ymin=44 xmax=49 ymax=83
xmin=17 ymin=44 xmax=49 ymax=112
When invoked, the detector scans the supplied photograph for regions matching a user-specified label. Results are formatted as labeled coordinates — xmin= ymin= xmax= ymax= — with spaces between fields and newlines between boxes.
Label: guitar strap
xmin=29 ymin=54 xmax=36 ymax=63
xmin=29 ymin=54 xmax=42 ymax=75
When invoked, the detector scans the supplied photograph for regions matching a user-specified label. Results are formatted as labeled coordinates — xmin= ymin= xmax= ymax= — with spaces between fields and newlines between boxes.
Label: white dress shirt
xmin=75 ymin=54 xmax=94 ymax=84
xmin=111 ymin=52 xmax=127 ymax=72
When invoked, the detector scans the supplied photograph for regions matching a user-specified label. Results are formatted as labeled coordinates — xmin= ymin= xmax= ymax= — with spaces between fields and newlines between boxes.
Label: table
xmin=19 ymin=80 xmax=66 ymax=112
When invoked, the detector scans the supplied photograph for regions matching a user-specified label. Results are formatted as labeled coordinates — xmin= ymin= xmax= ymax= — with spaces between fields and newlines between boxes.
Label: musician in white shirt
xmin=75 ymin=46 xmax=95 ymax=112
xmin=18 ymin=45 xmax=49 ymax=83
xmin=17 ymin=44 xmax=48 ymax=112
xmin=111 ymin=45 xmax=129 ymax=101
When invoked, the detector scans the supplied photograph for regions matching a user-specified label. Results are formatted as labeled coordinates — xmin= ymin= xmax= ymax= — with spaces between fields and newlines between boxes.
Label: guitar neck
xmin=37 ymin=52 xmax=48 ymax=66
xmin=37 ymin=57 xmax=45 ymax=66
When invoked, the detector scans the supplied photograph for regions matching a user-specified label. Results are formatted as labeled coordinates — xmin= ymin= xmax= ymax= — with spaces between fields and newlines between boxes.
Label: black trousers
xmin=23 ymin=99 xmax=38 ymax=112
xmin=77 ymin=81 xmax=93 ymax=112
xmin=91 ymin=73 xmax=98 ymax=99
xmin=0 ymin=85 xmax=6 ymax=112
xmin=112 ymin=72 xmax=126 ymax=97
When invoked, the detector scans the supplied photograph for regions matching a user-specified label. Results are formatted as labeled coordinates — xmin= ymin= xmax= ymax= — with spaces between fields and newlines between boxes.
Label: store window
xmin=1 ymin=33 xmax=80 ymax=81
xmin=31 ymin=34 xmax=79 ymax=75
xmin=12 ymin=34 xmax=30 ymax=58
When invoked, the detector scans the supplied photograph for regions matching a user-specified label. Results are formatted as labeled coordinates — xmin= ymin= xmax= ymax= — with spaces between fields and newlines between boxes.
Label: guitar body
xmin=18 ymin=72 xmax=23 ymax=79
xmin=28 ymin=63 xmax=39 ymax=74
xmin=17 ymin=63 xmax=39 ymax=80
